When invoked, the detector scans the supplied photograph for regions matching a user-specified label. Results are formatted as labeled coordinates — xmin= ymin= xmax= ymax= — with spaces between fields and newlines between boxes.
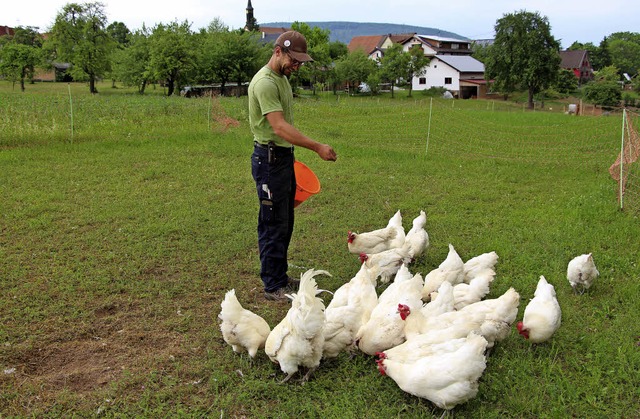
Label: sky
xmin=4 ymin=0 xmax=639 ymax=48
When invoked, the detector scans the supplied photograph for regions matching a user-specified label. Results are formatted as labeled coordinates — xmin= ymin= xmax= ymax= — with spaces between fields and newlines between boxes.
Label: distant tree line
xmin=1 ymin=3 xmax=639 ymax=107
xmin=473 ymin=10 xmax=640 ymax=109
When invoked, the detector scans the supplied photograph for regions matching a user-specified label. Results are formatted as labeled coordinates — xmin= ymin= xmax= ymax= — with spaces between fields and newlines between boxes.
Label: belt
xmin=254 ymin=141 xmax=294 ymax=153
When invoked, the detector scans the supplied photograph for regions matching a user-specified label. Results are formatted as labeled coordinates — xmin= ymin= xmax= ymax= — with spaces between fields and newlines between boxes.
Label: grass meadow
xmin=1 ymin=81 xmax=639 ymax=417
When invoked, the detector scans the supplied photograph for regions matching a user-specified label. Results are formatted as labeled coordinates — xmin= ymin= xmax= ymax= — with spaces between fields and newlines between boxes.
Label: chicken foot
xmin=300 ymin=367 xmax=317 ymax=385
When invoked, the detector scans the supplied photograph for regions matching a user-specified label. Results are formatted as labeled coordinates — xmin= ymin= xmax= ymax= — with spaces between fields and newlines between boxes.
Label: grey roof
xmin=434 ymin=55 xmax=484 ymax=72
xmin=559 ymin=50 xmax=587 ymax=69
xmin=417 ymin=34 xmax=469 ymax=43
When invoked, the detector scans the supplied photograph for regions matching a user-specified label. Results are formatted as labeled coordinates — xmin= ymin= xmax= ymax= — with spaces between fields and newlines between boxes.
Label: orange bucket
xmin=293 ymin=160 xmax=321 ymax=208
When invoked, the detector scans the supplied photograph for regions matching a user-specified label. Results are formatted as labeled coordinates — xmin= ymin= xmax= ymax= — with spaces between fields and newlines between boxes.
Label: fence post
xmin=208 ymin=90 xmax=213 ymax=131
xmin=68 ymin=83 xmax=74 ymax=143
xmin=426 ymin=97 xmax=433 ymax=157
xmin=619 ymin=109 xmax=626 ymax=209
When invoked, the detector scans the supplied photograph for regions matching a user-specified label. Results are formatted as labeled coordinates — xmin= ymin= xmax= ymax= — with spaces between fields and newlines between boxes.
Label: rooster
xmin=360 ymin=244 xmax=412 ymax=284
xmin=355 ymin=269 xmax=423 ymax=355
xmin=264 ymin=269 xmax=330 ymax=383
xmin=567 ymin=253 xmax=599 ymax=295
xmin=323 ymin=264 xmax=378 ymax=358
xmin=218 ymin=289 xmax=271 ymax=359
xmin=347 ymin=210 xmax=405 ymax=255
xmin=517 ymin=276 xmax=562 ymax=344
xmin=422 ymin=244 xmax=465 ymax=300
xmin=376 ymin=331 xmax=488 ymax=415
xmin=404 ymin=210 xmax=429 ymax=261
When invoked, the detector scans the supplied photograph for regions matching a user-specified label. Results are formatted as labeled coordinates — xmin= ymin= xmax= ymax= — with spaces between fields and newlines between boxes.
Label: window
xmin=419 ymin=77 xmax=426 ymax=85
xmin=444 ymin=77 xmax=452 ymax=85
xmin=451 ymin=43 xmax=459 ymax=49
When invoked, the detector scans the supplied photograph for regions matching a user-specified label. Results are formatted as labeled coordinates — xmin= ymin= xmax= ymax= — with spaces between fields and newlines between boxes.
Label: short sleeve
xmin=253 ymin=77 xmax=283 ymax=116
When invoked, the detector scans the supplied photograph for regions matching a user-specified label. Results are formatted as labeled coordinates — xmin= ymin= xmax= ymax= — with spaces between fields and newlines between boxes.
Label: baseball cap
xmin=275 ymin=31 xmax=314 ymax=62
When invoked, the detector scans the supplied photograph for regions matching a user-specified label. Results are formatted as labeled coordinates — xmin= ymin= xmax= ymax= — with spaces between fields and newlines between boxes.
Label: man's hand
xmin=317 ymin=144 xmax=337 ymax=161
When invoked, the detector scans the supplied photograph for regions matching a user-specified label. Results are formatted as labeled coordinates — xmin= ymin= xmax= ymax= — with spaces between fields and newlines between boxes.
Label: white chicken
xmin=377 ymin=334 xmax=469 ymax=365
xmin=360 ymin=243 xmax=412 ymax=284
xmin=420 ymin=281 xmax=455 ymax=319
xmin=323 ymin=264 xmax=378 ymax=358
xmin=462 ymin=251 xmax=499 ymax=283
xmin=405 ymin=287 xmax=520 ymax=351
xmin=450 ymin=271 xmax=496 ymax=310
xmin=457 ymin=287 xmax=520 ymax=325
xmin=404 ymin=210 xmax=429 ymax=261
xmin=218 ymin=289 xmax=271 ymax=359
xmin=347 ymin=210 xmax=405 ymax=255
xmin=376 ymin=331 xmax=488 ymax=414
xmin=264 ymin=269 xmax=330 ymax=383
xmin=422 ymin=244 xmax=465 ymax=300
xmin=567 ymin=253 xmax=599 ymax=294
xmin=355 ymin=270 xmax=423 ymax=355
xmin=517 ymin=276 xmax=562 ymax=344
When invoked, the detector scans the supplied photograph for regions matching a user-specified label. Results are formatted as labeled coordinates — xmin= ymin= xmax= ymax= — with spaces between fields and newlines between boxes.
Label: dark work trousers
xmin=251 ymin=143 xmax=296 ymax=293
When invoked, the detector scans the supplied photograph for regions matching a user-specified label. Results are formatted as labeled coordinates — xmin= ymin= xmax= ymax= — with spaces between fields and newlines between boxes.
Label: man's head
xmin=272 ymin=31 xmax=313 ymax=75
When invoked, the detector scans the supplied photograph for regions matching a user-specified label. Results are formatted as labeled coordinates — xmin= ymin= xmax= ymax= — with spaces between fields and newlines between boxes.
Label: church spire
xmin=245 ymin=0 xmax=259 ymax=32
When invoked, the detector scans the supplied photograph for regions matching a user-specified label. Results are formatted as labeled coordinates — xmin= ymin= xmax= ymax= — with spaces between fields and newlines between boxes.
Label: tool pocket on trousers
xmin=260 ymin=198 xmax=274 ymax=223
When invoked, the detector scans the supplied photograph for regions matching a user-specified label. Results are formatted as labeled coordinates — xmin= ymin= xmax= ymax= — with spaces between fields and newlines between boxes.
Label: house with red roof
xmin=559 ymin=50 xmax=593 ymax=85
xmin=0 ymin=25 xmax=15 ymax=37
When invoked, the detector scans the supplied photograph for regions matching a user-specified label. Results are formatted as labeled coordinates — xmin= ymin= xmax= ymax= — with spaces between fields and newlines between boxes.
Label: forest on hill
xmin=261 ymin=21 xmax=471 ymax=44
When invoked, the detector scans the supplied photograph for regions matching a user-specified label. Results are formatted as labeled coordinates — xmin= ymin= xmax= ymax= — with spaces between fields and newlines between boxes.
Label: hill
xmin=261 ymin=21 xmax=470 ymax=44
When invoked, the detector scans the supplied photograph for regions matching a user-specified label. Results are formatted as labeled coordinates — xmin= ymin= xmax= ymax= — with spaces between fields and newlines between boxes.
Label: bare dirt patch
xmin=1 ymin=299 xmax=190 ymax=412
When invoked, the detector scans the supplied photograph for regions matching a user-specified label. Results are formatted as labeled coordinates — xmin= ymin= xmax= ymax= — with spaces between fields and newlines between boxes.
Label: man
xmin=248 ymin=30 xmax=337 ymax=301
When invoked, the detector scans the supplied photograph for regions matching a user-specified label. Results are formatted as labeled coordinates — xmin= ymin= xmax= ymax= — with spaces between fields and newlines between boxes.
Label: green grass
xmin=1 ymin=81 xmax=639 ymax=417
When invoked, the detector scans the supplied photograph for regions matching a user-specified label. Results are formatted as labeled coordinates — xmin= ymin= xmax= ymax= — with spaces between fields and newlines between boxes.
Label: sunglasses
xmin=286 ymin=51 xmax=303 ymax=67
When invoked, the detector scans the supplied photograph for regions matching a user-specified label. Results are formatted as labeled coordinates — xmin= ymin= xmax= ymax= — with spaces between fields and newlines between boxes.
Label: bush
xmin=555 ymin=68 xmax=579 ymax=94
xmin=582 ymin=81 xmax=622 ymax=108
xmin=623 ymin=92 xmax=635 ymax=107
xmin=537 ymin=88 xmax=564 ymax=100
xmin=420 ymin=86 xmax=449 ymax=97
xmin=365 ymin=73 xmax=382 ymax=95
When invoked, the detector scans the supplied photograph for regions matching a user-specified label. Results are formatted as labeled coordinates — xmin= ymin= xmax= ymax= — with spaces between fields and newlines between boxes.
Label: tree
xmin=484 ymin=10 xmax=561 ymax=108
xmin=0 ymin=43 xmax=41 ymax=91
xmin=334 ymin=50 xmax=377 ymax=94
xmin=555 ymin=68 xmax=579 ymax=94
xmin=379 ymin=43 xmax=409 ymax=98
xmin=328 ymin=41 xmax=348 ymax=61
xmin=290 ymin=22 xmax=333 ymax=92
xmin=406 ymin=44 xmax=430 ymax=98
xmin=107 ymin=21 xmax=131 ymax=46
xmin=148 ymin=20 xmax=197 ymax=96
xmin=230 ymin=31 xmax=268 ymax=97
xmin=0 ymin=26 xmax=43 ymax=91
xmin=471 ymin=41 xmax=491 ymax=63
xmin=297 ymin=42 xmax=332 ymax=94
xmin=199 ymin=21 xmax=268 ymax=97
xmin=594 ymin=65 xmax=621 ymax=82
xmin=607 ymin=32 xmax=640 ymax=77
xmin=106 ymin=21 xmax=131 ymax=87
xmin=49 ymin=2 xmax=114 ymax=93
xmin=595 ymin=37 xmax=613 ymax=71
xmin=111 ymin=26 xmax=151 ymax=93
xmin=291 ymin=22 xmax=330 ymax=49
xmin=583 ymin=81 xmax=621 ymax=108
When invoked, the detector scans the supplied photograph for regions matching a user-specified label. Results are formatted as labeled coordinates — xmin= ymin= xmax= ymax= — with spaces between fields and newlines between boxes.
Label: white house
xmin=348 ymin=33 xmax=488 ymax=98
xmin=414 ymin=55 xmax=486 ymax=98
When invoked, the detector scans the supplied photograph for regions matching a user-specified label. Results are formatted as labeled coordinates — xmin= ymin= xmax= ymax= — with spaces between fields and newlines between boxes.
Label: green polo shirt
xmin=248 ymin=66 xmax=294 ymax=148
